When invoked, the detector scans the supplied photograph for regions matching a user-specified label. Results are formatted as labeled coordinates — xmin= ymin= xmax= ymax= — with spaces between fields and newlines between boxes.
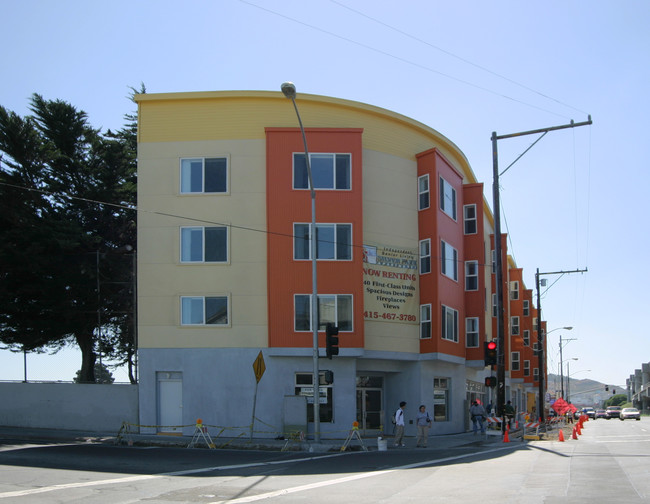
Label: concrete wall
xmin=0 ymin=382 xmax=138 ymax=432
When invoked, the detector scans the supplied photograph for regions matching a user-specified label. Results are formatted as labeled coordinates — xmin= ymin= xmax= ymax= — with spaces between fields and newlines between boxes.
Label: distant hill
xmin=547 ymin=374 xmax=626 ymax=407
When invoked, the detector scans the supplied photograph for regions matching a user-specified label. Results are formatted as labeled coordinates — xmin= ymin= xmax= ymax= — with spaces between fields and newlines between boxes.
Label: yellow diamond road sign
xmin=253 ymin=351 xmax=266 ymax=383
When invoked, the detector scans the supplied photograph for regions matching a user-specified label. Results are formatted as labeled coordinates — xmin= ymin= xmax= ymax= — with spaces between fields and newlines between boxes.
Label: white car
xmin=620 ymin=408 xmax=641 ymax=421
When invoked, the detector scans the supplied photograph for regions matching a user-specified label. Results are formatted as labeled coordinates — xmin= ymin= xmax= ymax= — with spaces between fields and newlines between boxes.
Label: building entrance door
xmin=356 ymin=376 xmax=384 ymax=435
xmin=157 ymin=372 xmax=182 ymax=433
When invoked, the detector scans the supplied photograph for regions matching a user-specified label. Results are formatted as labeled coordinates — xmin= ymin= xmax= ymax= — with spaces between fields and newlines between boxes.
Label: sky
xmin=1 ymin=0 xmax=648 ymax=388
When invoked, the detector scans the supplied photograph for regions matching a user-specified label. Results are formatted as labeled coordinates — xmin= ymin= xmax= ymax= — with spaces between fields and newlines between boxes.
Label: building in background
xmin=134 ymin=90 xmax=544 ymax=438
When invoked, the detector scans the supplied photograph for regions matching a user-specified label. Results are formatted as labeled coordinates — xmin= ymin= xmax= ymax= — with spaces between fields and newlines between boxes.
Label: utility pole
xmin=559 ymin=334 xmax=577 ymax=398
xmin=535 ymin=268 xmax=587 ymax=420
xmin=491 ymin=116 xmax=591 ymax=427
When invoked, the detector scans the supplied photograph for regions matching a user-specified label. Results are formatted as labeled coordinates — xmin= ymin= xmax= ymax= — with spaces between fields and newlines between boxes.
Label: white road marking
xmin=208 ymin=446 xmax=516 ymax=504
xmin=0 ymin=452 xmax=346 ymax=499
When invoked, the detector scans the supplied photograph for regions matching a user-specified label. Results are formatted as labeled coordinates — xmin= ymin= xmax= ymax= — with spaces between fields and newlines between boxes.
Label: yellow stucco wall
xmin=136 ymin=90 xmax=490 ymax=352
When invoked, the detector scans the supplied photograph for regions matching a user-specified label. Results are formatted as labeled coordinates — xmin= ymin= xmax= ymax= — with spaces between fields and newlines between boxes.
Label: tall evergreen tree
xmin=0 ymin=91 xmax=138 ymax=382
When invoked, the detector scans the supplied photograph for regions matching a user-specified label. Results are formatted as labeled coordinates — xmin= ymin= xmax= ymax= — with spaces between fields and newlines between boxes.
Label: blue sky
xmin=1 ymin=0 xmax=648 ymax=387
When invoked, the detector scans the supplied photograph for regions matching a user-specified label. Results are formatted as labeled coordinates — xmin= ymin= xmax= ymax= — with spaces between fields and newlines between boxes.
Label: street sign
xmin=252 ymin=351 xmax=266 ymax=383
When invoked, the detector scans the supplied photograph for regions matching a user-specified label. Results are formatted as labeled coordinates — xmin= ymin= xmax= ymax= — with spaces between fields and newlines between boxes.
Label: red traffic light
xmin=487 ymin=341 xmax=497 ymax=351
xmin=484 ymin=340 xmax=497 ymax=365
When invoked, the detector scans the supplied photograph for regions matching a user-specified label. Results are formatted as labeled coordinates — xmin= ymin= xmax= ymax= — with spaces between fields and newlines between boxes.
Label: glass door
xmin=356 ymin=376 xmax=384 ymax=435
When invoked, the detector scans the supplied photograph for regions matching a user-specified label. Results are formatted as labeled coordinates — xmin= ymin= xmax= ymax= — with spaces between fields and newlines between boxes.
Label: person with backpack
xmin=393 ymin=401 xmax=407 ymax=447
xmin=415 ymin=404 xmax=432 ymax=447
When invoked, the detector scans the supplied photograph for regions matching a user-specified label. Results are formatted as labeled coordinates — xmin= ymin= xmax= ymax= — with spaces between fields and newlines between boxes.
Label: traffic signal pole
xmin=491 ymin=116 xmax=591 ymax=427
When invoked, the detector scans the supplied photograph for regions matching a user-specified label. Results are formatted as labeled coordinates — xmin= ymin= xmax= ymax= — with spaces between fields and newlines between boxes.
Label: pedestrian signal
xmin=326 ymin=323 xmax=339 ymax=359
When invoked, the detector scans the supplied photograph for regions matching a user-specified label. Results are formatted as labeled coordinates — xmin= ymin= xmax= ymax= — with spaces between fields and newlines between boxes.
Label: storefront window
xmin=295 ymin=372 xmax=333 ymax=423
xmin=433 ymin=377 xmax=450 ymax=421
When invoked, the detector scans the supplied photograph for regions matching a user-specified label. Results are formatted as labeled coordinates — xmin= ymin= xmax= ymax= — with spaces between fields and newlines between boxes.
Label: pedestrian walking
xmin=415 ymin=404 xmax=432 ymax=447
xmin=469 ymin=400 xmax=487 ymax=434
xmin=393 ymin=401 xmax=406 ymax=447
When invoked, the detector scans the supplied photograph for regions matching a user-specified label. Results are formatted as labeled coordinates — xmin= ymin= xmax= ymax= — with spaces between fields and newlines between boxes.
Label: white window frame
xmin=523 ymin=329 xmax=530 ymax=346
xmin=463 ymin=204 xmax=477 ymax=234
xmin=511 ymin=316 xmax=520 ymax=336
xmin=465 ymin=317 xmax=479 ymax=348
xmin=294 ymin=294 xmax=353 ymax=332
xmin=533 ymin=367 xmax=539 ymax=381
xmin=441 ymin=305 xmax=459 ymax=342
xmin=491 ymin=249 xmax=496 ymax=273
xmin=441 ymin=240 xmax=458 ymax=281
xmin=492 ymin=293 xmax=497 ymax=318
xmin=293 ymin=223 xmax=352 ymax=261
xmin=524 ymin=360 xmax=530 ymax=377
xmin=523 ymin=300 xmax=530 ymax=317
xmin=293 ymin=153 xmax=351 ymax=190
xmin=418 ymin=174 xmax=430 ymax=210
xmin=180 ymin=295 xmax=229 ymax=326
xmin=180 ymin=157 xmax=228 ymax=194
xmin=439 ymin=176 xmax=457 ymax=220
xmin=510 ymin=281 xmax=520 ymax=300
xmin=420 ymin=304 xmax=432 ymax=339
xmin=511 ymin=351 xmax=520 ymax=371
xmin=419 ymin=239 xmax=431 ymax=274
xmin=180 ymin=226 xmax=228 ymax=263
xmin=465 ymin=260 xmax=478 ymax=291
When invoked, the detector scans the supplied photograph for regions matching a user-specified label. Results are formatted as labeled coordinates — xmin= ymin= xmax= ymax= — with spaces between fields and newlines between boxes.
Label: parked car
xmin=620 ymin=408 xmax=641 ymax=421
xmin=582 ymin=407 xmax=596 ymax=419
xmin=595 ymin=409 xmax=607 ymax=419
xmin=606 ymin=406 xmax=622 ymax=419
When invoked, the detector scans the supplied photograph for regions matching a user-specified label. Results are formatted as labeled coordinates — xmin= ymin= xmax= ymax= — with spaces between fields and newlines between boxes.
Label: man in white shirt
xmin=393 ymin=401 xmax=406 ymax=447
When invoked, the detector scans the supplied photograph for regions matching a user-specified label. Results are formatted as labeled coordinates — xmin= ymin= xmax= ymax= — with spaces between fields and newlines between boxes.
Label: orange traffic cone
xmin=558 ymin=428 xmax=565 ymax=442
xmin=572 ymin=426 xmax=578 ymax=440
xmin=503 ymin=425 xmax=510 ymax=443
xmin=576 ymin=423 xmax=582 ymax=435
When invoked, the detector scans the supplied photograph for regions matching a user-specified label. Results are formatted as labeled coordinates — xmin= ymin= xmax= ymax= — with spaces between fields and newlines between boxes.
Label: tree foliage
xmin=0 ymin=88 xmax=140 ymax=382
xmin=604 ymin=394 xmax=628 ymax=407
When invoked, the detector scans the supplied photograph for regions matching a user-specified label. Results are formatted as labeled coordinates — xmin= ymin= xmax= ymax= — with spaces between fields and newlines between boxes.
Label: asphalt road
xmin=0 ymin=418 xmax=648 ymax=503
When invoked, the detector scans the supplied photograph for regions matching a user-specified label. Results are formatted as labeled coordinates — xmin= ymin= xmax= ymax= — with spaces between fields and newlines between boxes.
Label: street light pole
xmin=281 ymin=82 xmax=321 ymax=443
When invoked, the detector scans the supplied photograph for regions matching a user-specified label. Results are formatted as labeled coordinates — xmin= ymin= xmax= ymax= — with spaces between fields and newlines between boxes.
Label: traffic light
xmin=605 ymin=386 xmax=609 ymax=391
xmin=485 ymin=376 xmax=497 ymax=388
xmin=324 ymin=370 xmax=334 ymax=384
xmin=612 ymin=389 xmax=616 ymax=394
xmin=326 ymin=323 xmax=339 ymax=359
xmin=484 ymin=340 xmax=497 ymax=366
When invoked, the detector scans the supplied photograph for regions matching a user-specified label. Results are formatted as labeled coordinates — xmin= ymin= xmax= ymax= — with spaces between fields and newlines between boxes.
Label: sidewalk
xmin=0 ymin=425 xmax=496 ymax=452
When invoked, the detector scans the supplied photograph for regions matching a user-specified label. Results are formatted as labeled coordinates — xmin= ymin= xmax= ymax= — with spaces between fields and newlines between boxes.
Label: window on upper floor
xmin=492 ymin=293 xmax=497 ymax=317
xmin=439 ymin=176 xmax=457 ymax=220
xmin=466 ymin=317 xmax=479 ymax=347
xmin=180 ymin=157 xmax=228 ymax=194
xmin=511 ymin=316 xmax=520 ymax=336
xmin=523 ymin=300 xmax=530 ymax=317
xmin=533 ymin=367 xmax=539 ymax=380
xmin=464 ymin=204 xmax=477 ymax=234
xmin=491 ymin=249 xmax=496 ymax=273
xmin=420 ymin=304 xmax=432 ymax=339
xmin=418 ymin=174 xmax=430 ymax=210
xmin=510 ymin=281 xmax=519 ymax=300
xmin=524 ymin=360 xmax=530 ymax=377
xmin=523 ymin=330 xmax=530 ymax=346
xmin=294 ymin=223 xmax=352 ymax=260
xmin=441 ymin=305 xmax=459 ymax=342
xmin=465 ymin=261 xmax=478 ymax=291
xmin=511 ymin=351 xmax=520 ymax=371
xmin=294 ymin=294 xmax=353 ymax=332
xmin=180 ymin=226 xmax=228 ymax=263
xmin=293 ymin=153 xmax=351 ymax=190
xmin=441 ymin=240 xmax=458 ymax=281
xmin=181 ymin=295 xmax=229 ymax=325
xmin=419 ymin=239 xmax=431 ymax=274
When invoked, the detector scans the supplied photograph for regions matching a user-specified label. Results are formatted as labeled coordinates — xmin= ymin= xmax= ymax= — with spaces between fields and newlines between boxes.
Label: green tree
xmin=604 ymin=394 xmax=627 ymax=407
xmin=0 ymin=91 xmax=137 ymax=382
xmin=74 ymin=361 xmax=115 ymax=384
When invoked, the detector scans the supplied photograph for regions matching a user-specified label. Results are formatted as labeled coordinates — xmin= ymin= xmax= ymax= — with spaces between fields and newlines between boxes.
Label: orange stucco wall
xmin=265 ymin=128 xmax=365 ymax=349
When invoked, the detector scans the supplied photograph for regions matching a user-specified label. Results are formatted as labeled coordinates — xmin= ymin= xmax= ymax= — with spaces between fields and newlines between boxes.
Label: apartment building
xmin=134 ymin=90 xmax=545 ymax=438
